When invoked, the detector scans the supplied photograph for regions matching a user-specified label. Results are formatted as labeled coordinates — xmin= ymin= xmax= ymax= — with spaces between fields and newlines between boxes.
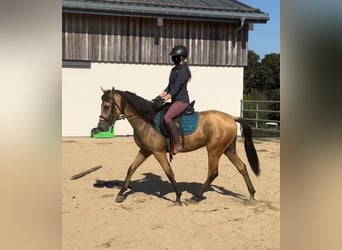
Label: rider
xmin=160 ymin=45 xmax=191 ymax=155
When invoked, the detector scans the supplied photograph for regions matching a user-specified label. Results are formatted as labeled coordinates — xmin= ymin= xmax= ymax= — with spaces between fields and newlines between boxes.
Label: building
xmin=62 ymin=0 xmax=269 ymax=136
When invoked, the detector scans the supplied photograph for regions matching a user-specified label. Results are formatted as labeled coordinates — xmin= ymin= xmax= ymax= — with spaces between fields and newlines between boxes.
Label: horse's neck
xmin=124 ymin=105 xmax=153 ymax=130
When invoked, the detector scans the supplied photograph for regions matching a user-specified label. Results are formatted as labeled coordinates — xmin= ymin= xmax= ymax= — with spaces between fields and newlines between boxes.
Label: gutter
xmin=62 ymin=1 xmax=269 ymax=24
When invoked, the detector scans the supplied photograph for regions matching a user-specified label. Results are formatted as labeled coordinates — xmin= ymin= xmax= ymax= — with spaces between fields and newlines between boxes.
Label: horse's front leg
xmin=154 ymin=152 xmax=182 ymax=205
xmin=116 ymin=148 xmax=151 ymax=202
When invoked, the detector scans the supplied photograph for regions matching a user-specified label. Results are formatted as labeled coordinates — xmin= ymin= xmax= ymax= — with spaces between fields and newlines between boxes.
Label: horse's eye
xmin=103 ymin=100 xmax=110 ymax=106
xmin=104 ymin=103 xmax=111 ymax=108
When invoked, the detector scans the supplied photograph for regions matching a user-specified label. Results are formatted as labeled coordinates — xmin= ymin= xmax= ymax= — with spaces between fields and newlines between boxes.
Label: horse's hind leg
xmin=225 ymin=142 xmax=256 ymax=202
xmin=116 ymin=148 xmax=151 ymax=202
xmin=191 ymin=150 xmax=221 ymax=202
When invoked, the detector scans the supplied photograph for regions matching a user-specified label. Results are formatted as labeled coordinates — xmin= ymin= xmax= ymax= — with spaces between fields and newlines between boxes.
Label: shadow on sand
xmin=94 ymin=172 xmax=245 ymax=203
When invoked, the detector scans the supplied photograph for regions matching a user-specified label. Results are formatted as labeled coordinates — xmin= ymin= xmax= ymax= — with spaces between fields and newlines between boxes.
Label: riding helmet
xmin=169 ymin=45 xmax=188 ymax=58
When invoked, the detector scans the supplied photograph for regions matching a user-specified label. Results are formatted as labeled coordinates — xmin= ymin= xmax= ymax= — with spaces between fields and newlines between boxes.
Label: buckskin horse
xmin=97 ymin=87 xmax=260 ymax=205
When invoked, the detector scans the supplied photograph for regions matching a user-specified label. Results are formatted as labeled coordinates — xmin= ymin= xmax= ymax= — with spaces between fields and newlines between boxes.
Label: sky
xmin=240 ymin=0 xmax=280 ymax=59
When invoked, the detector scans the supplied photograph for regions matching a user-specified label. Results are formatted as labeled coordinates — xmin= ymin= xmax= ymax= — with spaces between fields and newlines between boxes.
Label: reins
xmin=101 ymin=91 xmax=158 ymax=126
xmin=115 ymin=106 xmax=157 ymax=120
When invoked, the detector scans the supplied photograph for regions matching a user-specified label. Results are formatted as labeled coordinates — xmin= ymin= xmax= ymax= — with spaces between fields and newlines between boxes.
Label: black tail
xmin=234 ymin=117 xmax=260 ymax=176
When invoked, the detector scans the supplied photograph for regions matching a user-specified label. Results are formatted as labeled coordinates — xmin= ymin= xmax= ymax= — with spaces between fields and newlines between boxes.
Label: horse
xmin=97 ymin=87 xmax=260 ymax=205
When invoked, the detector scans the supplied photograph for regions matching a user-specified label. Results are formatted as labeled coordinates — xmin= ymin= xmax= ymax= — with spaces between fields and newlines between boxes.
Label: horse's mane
xmin=116 ymin=90 xmax=156 ymax=125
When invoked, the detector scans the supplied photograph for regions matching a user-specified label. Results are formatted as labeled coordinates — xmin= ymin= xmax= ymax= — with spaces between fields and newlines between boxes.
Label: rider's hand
xmin=160 ymin=91 xmax=167 ymax=98
xmin=163 ymin=93 xmax=172 ymax=101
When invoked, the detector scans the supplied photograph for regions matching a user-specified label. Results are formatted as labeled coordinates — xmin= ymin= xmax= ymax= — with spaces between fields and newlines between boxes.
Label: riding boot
xmin=166 ymin=121 xmax=183 ymax=154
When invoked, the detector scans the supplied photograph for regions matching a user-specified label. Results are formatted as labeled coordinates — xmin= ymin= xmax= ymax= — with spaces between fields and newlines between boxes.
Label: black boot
xmin=166 ymin=121 xmax=183 ymax=155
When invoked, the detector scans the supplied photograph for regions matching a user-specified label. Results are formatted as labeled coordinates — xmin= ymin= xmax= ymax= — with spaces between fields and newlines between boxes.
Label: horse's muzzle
xmin=97 ymin=120 xmax=111 ymax=132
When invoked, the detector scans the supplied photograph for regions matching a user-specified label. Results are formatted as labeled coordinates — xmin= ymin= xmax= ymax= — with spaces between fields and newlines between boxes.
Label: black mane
xmin=116 ymin=90 xmax=156 ymax=125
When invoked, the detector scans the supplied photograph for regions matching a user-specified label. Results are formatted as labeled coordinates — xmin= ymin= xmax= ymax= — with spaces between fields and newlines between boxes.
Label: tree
xmin=244 ymin=50 xmax=280 ymax=101
xmin=260 ymin=53 xmax=280 ymax=100
xmin=243 ymin=50 xmax=280 ymax=122
xmin=244 ymin=50 xmax=261 ymax=96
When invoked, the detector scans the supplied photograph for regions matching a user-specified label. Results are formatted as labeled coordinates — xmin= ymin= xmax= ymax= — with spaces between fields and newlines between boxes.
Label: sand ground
xmin=62 ymin=136 xmax=280 ymax=249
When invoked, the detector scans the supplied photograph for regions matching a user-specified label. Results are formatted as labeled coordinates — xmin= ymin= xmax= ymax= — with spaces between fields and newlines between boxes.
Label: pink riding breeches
xmin=164 ymin=101 xmax=189 ymax=125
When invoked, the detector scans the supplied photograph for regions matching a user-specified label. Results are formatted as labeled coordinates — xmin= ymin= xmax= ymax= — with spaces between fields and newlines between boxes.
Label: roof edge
xmin=62 ymin=1 xmax=269 ymax=23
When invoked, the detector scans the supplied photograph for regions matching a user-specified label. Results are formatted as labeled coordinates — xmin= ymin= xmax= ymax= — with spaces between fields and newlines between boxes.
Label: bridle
xmin=99 ymin=89 xmax=160 ymax=127
xmin=99 ymin=91 xmax=126 ymax=127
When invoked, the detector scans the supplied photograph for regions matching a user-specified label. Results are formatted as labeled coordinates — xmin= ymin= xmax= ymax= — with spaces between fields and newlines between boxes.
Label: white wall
xmin=62 ymin=62 xmax=243 ymax=136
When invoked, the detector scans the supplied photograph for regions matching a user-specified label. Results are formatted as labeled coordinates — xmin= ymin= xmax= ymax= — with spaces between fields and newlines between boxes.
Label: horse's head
xmin=97 ymin=87 xmax=123 ymax=131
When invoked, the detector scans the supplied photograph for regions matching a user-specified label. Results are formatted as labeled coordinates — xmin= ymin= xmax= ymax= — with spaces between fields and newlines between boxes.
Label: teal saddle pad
xmin=154 ymin=111 xmax=199 ymax=135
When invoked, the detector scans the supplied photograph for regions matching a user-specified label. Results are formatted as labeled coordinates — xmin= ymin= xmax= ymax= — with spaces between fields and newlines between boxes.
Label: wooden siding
xmin=62 ymin=13 xmax=249 ymax=66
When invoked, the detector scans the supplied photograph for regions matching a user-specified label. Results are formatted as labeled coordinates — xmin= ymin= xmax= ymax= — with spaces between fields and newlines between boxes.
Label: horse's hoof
xmin=192 ymin=195 xmax=206 ymax=202
xmin=173 ymin=201 xmax=182 ymax=206
xmin=184 ymin=196 xmax=206 ymax=205
xmin=243 ymin=198 xmax=257 ymax=206
xmin=115 ymin=194 xmax=126 ymax=203
xmin=184 ymin=199 xmax=198 ymax=205
xmin=249 ymin=199 xmax=257 ymax=205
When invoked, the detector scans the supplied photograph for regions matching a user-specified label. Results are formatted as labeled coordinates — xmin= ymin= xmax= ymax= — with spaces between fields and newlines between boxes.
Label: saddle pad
xmin=155 ymin=111 xmax=199 ymax=135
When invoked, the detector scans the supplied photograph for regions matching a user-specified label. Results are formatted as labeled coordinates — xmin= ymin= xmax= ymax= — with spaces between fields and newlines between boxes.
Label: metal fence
xmin=240 ymin=100 xmax=280 ymax=136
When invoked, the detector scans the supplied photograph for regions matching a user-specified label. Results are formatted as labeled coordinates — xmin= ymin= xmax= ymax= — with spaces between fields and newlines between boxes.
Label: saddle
xmin=154 ymin=101 xmax=198 ymax=161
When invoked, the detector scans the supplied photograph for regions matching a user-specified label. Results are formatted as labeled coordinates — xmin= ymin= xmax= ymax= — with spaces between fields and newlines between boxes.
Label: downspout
xmin=236 ymin=17 xmax=246 ymax=135
xmin=233 ymin=17 xmax=246 ymax=55
xmin=234 ymin=17 xmax=245 ymax=35
xmin=155 ymin=17 xmax=163 ymax=45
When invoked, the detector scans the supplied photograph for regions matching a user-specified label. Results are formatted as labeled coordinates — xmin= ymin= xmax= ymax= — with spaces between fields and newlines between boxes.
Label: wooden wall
xmin=62 ymin=13 xmax=249 ymax=66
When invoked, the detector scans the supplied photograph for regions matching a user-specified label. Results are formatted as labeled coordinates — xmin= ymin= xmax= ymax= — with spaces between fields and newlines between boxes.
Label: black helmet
xmin=169 ymin=45 xmax=188 ymax=58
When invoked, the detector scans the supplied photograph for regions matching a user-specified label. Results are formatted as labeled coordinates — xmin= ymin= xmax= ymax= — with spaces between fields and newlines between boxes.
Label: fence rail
xmin=240 ymin=100 xmax=280 ymax=135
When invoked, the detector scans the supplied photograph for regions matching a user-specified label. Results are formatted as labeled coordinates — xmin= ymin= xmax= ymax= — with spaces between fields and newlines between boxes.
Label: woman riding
xmin=160 ymin=45 xmax=192 ymax=154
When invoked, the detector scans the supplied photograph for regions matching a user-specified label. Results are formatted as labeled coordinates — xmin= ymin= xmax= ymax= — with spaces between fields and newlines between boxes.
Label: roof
xmin=62 ymin=0 xmax=269 ymax=23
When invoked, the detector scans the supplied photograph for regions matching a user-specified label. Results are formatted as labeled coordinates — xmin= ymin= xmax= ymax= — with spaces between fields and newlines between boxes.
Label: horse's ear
xmin=112 ymin=86 xmax=115 ymax=92
xmin=100 ymin=87 xmax=105 ymax=93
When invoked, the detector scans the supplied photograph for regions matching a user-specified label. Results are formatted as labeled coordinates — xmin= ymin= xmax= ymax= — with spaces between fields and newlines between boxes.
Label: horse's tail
xmin=234 ymin=117 xmax=260 ymax=176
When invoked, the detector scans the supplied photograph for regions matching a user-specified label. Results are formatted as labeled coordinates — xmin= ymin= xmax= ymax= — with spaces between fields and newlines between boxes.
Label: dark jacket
xmin=164 ymin=63 xmax=191 ymax=103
